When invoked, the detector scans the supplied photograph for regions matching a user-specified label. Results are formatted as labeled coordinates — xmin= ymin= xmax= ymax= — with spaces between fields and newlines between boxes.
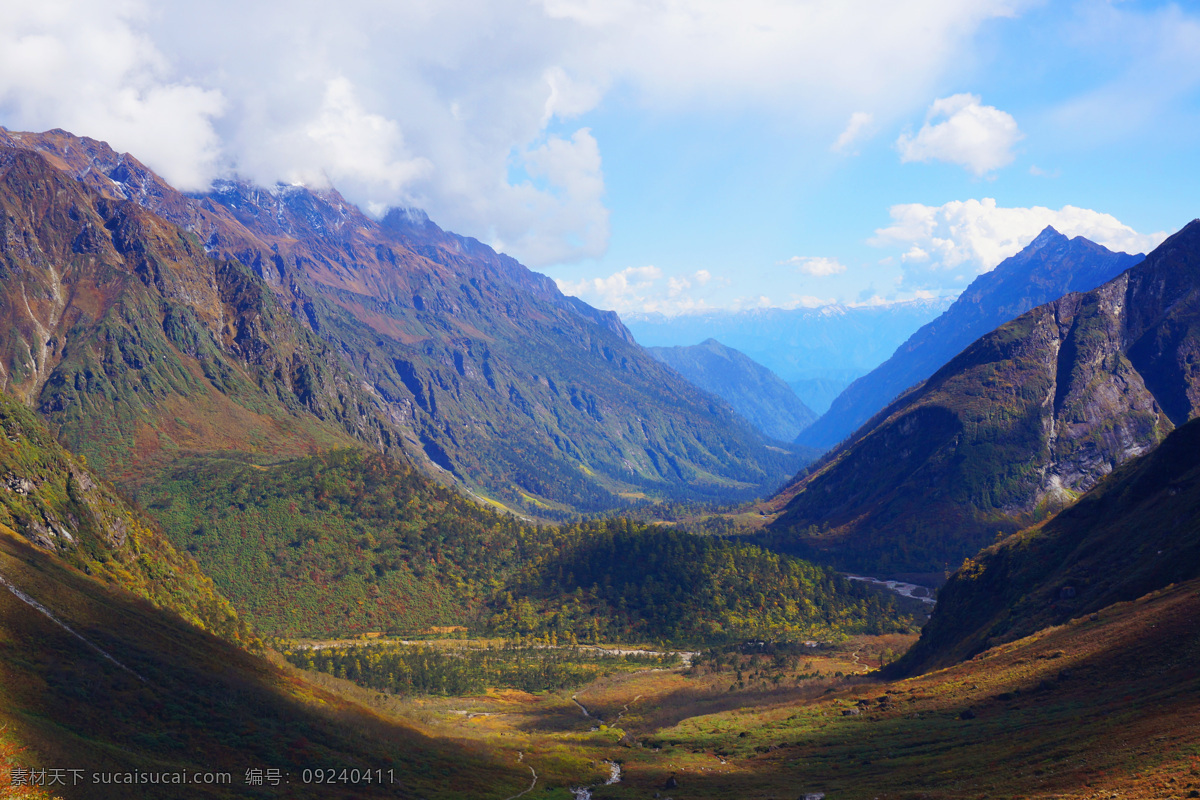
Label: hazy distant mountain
xmin=0 ymin=128 xmax=801 ymax=515
xmin=767 ymin=220 xmax=1200 ymax=577
xmin=786 ymin=377 xmax=854 ymax=417
xmin=797 ymin=227 xmax=1144 ymax=450
xmin=647 ymin=339 xmax=817 ymax=441
xmin=623 ymin=299 xmax=952 ymax=413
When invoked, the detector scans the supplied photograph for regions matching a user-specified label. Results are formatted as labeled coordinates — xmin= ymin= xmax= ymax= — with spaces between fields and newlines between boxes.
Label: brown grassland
xmin=286 ymin=578 xmax=1200 ymax=798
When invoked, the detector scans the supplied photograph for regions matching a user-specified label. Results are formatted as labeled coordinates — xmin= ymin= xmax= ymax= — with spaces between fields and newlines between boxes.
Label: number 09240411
xmin=301 ymin=768 xmax=395 ymax=785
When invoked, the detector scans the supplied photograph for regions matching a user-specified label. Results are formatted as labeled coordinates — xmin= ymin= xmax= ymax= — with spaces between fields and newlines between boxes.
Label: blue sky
xmin=550 ymin=1 xmax=1199 ymax=312
xmin=2 ymin=0 xmax=1198 ymax=313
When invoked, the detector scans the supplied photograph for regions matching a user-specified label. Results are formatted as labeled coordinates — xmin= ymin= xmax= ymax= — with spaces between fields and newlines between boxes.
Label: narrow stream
xmin=569 ymin=694 xmax=623 ymax=797
xmin=570 ymin=761 xmax=621 ymax=799
xmin=571 ymin=694 xmax=601 ymax=731
xmin=844 ymin=575 xmax=936 ymax=605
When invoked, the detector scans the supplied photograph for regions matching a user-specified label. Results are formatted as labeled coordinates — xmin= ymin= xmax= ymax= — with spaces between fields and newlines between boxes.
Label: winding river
xmin=844 ymin=575 xmax=937 ymax=605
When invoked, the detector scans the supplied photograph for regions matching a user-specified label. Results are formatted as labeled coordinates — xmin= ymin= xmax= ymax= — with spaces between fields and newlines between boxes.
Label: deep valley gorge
xmin=0 ymin=123 xmax=1197 ymax=800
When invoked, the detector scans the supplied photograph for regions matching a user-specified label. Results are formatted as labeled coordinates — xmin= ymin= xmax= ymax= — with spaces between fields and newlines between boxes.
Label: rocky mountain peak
xmin=797 ymin=228 xmax=1144 ymax=451
xmin=1027 ymin=225 xmax=1065 ymax=251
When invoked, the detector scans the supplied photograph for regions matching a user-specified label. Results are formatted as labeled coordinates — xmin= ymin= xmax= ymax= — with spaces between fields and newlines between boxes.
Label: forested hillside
xmin=895 ymin=415 xmax=1200 ymax=675
xmin=139 ymin=449 xmax=918 ymax=644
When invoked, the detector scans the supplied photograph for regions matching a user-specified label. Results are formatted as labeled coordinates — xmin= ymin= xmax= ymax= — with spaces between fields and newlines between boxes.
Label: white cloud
xmin=271 ymin=77 xmax=434 ymax=195
xmin=831 ymin=111 xmax=876 ymax=154
xmin=667 ymin=276 xmax=692 ymax=296
xmin=557 ymin=267 xmax=753 ymax=315
xmin=539 ymin=0 xmax=1029 ymax=111
xmin=1028 ymin=164 xmax=1060 ymax=178
xmin=541 ymin=66 xmax=605 ymax=126
xmin=780 ymin=256 xmax=848 ymax=276
xmin=784 ymin=294 xmax=838 ymax=309
xmin=0 ymin=0 xmax=224 ymax=190
xmin=497 ymin=128 xmax=610 ymax=264
xmin=557 ymin=265 xmax=662 ymax=311
xmin=0 ymin=0 xmax=1032 ymax=267
xmin=896 ymin=93 xmax=1022 ymax=176
xmin=869 ymin=198 xmax=1168 ymax=281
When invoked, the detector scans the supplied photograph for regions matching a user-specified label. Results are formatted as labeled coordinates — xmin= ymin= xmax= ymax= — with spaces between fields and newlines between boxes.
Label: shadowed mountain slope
xmin=0 ymin=128 xmax=800 ymax=513
xmin=766 ymin=220 xmax=1200 ymax=576
xmin=797 ymin=227 xmax=1144 ymax=451
xmin=894 ymin=415 xmax=1200 ymax=675
xmin=0 ymin=486 xmax=529 ymax=799
xmin=647 ymin=339 xmax=817 ymax=441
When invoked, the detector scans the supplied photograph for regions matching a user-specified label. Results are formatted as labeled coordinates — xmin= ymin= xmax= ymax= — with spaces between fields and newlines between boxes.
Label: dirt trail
xmin=500 ymin=761 xmax=537 ymax=800
xmin=849 ymin=646 xmax=869 ymax=674
xmin=612 ymin=694 xmax=642 ymax=724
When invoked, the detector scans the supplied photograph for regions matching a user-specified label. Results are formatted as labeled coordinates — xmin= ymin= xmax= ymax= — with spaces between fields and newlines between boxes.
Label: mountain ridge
xmin=797 ymin=226 xmax=1144 ymax=450
xmin=0 ymin=128 xmax=801 ymax=513
xmin=623 ymin=299 xmax=952 ymax=413
xmin=893 ymin=414 xmax=1200 ymax=676
xmin=646 ymin=338 xmax=817 ymax=441
xmin=766 ymin=219 xmax=1200 ymax=576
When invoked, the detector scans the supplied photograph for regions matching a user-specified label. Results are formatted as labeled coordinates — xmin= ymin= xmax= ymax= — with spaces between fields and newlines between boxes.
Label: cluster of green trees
xmin=487 ymin=520 xmax=918 ymax=645
xmin=140 ymin=449 xmax=917 ymax=645
xmin=283 ymin=642 xmax=677 ymax=695
xmin=141 ymin=449 xmax=537 ymax=636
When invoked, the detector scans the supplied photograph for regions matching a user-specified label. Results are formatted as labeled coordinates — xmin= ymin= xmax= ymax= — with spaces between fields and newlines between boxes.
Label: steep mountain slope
xmin=798 ymin=227 xmax=1143 ymax=450
xmin=0 ymin=390 xmax=244 ymax=640
xmin=0 ymin=504 xmax=529 ymax=800
xmin=767 ymin=220 xmax=1200 ymax=576
xmin=647 ymin=339 xmax=817 ymax=441
xmin=895 ymin=415 xmax=1200 ymax=675
xmin=623 ymin=299 xmax=951 ymax=413
xmin=0 ymin=143 xmax=380 ymax=484
xmin=0 ymin=128 xmax=799 ymax=513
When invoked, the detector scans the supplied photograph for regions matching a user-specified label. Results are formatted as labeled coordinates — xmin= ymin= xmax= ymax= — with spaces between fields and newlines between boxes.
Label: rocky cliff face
xmin=894 ymin=415 xmax=1200 ymax=675
xmin=0 ymin=129 xmax=798 ymax=513
xmin=768 ymin=221 xmax=1200 ymax=575
xmin=797 ymin=227 xmax=1143 ymax=451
